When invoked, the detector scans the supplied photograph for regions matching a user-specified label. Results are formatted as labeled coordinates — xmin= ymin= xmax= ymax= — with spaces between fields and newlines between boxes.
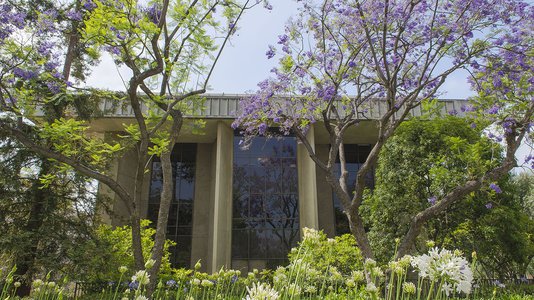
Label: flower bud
xmin=145 ymin=259 xmax=155 ymax=269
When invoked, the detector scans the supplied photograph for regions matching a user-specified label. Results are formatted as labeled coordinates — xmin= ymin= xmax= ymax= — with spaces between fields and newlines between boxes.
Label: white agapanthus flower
xmin=144 ymin=259 xmax=155 ymax=269
xmin=366 ymin=282 xmax=378 ymax=293
xmin=243 ymin=282 xmax=280 ymax=300
xmin=134 ymin=295 xmax=148 ymax=300
xmin=411 ymin=247 xmax=473 ymax=296
xmin=131 ymin=270 xmax=150 ymax=286
xmin=302 ymin=227 xmax=321 ymax=242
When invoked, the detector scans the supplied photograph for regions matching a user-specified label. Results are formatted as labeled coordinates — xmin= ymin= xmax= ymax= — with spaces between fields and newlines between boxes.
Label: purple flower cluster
xmin=489 ymin=183 xmax=502 ymax=194
xmin=13 ymin=67 xmax=37 ymax=80
xmin=146 ymin=3 xmax=162 ymax=24
xmin=0 ymin=4 xmax=26 ymax=41
xmin=232 ymin=0 xmax=534 ymax=147
xmin=265 ymin=45 xmax=276 ymax=59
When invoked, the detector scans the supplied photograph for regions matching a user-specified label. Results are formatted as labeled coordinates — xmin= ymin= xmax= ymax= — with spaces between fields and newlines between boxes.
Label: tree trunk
xmin=14 ymin=160 xmax=56 ymax=297
xmin=147 ymin=114 xmax=183 ymax=294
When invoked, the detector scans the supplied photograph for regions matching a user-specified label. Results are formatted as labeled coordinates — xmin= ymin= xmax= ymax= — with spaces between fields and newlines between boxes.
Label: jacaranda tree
xmin=0 ymin=0 xmax=269 ymax=291
xmin=233 ymin=0 xmax=534 ymax=263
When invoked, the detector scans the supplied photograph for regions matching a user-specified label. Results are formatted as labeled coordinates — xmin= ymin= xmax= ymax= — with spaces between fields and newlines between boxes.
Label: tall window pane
xmin=148 ymin=144 xmax=196 ymax=268
xmin=333 ymin=144 xmax=374 ymax=235
xmin=232 ymin=135 xmax=299 ymax=271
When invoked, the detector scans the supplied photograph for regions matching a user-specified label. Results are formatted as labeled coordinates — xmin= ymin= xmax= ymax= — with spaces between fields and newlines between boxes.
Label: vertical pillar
xmin=209 ymin=121 xmax=234 ymax=273
xmin=97 ymin=157 xmax=119 ymax=225
xmin=93 ymin=132 xmax=119 ymax=225
xmin=297 ymin=125 xmax=319 ymax=232
xmin=190 ymin=144 xmax=212 ymax=271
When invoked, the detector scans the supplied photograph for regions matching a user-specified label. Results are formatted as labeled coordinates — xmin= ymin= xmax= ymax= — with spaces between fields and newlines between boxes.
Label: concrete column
xmin=208 ymin=121 xmax=234 ymax=273
xmin=297 ymin=125 xmax=319 ymax=232
xmin=94 ymin=132 xmax=120 ymax=225
xmin=97 ymin=157 xmax=119 ymax=225
xmin=190 ymin=143 xmax=212 ymax=271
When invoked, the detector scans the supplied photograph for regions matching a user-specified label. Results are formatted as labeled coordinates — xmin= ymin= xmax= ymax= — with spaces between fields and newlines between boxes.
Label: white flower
xmin=411 ymin=248 xmax=473 ymax=295
xmin=47 ymin=281 xmax=56 ymax=288
xmin=144 ymin=259 xmax=155 ymax=269
xmin=135 ymin=296 xmax=148 ymax=300
xmin=131 ymin=270 xmax=150 ymax=286
xmin=119 ymin=266 xmax=128 ymax=274
xmin=304 ymin=285 xmax=317 ymax=293
xmin=366 ymin=282 xmax=378 ymax=293
xmin=14 ymin=281 xmax=21 ymax=288
xmin=287 ymin=283 xmax=301 ymax=296
xmin=32 ymin=279 xmax=43 ymax=287
xmin=243 ymin=282 xmax=279 ymax=300
xmin=345 ymin=278 xmax=356 ymax=288
xmin=364 ymin=258 xmax=377 ymax=269
xmin=302 ymin=227 xmax=321 ymax=243
xmin=402 ymin=282 xmax=416 ymax=294
xmin=201 ymin=279 xmax=214 ymax=287
xmin=442 ymin=282 xmax=453 ymax=297
xmin=191 ymin=278 xmax=201 ymax=286
xmin=372 ymin=266 xmax=384 ymax=278
xmin=351 ymin=270 xmax=365 ymax=282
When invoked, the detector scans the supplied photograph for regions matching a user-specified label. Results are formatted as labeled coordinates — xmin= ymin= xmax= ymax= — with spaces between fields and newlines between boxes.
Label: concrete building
xmin=96 ymin=94 xmax=465 ymax=273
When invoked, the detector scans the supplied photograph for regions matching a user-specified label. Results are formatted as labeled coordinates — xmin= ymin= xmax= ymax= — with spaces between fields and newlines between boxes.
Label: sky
xmin=83 ymin=0 xmax=530 ymax=171
xmin=85 ymin=0 xmax=475 ymax=98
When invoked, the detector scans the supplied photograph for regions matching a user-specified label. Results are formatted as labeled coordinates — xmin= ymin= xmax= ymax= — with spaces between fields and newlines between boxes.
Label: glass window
xmin=232 ymin=135 xmax=300 ymax=271
xmin=333 ymin=144 xmax=375 ymax=235
xmin=148 ymin=143 xmax=196 ymax=268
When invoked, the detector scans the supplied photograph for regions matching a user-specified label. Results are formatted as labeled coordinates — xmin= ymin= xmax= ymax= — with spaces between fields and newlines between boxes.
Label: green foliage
xmin=288 ymin=228 xmax=364 ymax=276
xmin=71 ymin=220 xmax=174 ymax=282
xmin=362 ymin=117 xmax=534 ymax=278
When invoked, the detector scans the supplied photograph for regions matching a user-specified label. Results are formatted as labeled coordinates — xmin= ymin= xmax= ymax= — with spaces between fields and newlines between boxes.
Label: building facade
xmin=96 ymin=94 xmax=465 ymax=273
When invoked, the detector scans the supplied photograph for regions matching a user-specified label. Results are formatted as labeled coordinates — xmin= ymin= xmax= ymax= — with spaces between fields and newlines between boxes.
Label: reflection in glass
xmin=232 ymin=135 xmax=300 ymax=271
xmin=148 ymin=144 xmax=196 ymax=268
xmin=333 ymin=144 xmax=375 ymax=235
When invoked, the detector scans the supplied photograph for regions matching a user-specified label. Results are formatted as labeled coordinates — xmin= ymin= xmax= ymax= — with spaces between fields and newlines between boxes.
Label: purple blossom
xmin=277 ymin=34 xmax=289 ymax=45
xmin=13 ymin=68 xmax=37 ymax=80
xmin=128 ymin=281 xmax=139 ymax=290
xmin=263 ymin=2 xmax=273 ymax=10
xmin=348 ymin=61 xmax=356 ymax=68
xmin=258 ymin=123 xmax=268 ymax=135
xmin=166 ymin=280 xmax=176 ymax=287
xmin=46 ymin=81 xmax=62 ymax=94
xmin=428 ymin=196 xmax=437 ymax=206
xmin=487 ymin=105 xmax=500 ymax=114
xmin=83 ymin=0 xmax=97 ymax=10
xmin=146 ymin=4 xmax=162 ymax=24
xmin=489 ymin=183 xmax=502 ymax=193
xmin=502 ymin=117 xmax=516 ymax=133
xmin=265 ymin=45 xmax=276 ymax=59
xmin=460 ymin=104 xmax=475 ymax=112
xmin=66 ymin=10 xmax=83 ymax=21
xmin=485 ymin=202 xmax=493 ymax=209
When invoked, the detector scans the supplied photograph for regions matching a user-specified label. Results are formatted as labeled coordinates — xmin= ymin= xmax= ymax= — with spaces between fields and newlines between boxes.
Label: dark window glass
xmin=148 ymin=143 xmax=196 ymax=268
xmin=333 ymin=144 xmax=375 ymax=235
xmin=232 ymin=135 xmax=300 ymax=271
